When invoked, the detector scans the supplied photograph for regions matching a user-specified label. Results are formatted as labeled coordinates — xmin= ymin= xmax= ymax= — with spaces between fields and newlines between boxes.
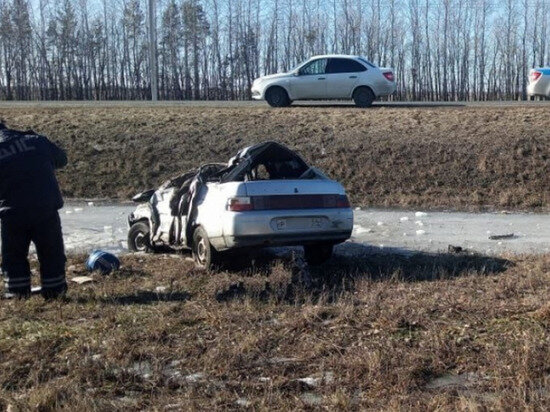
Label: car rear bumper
xmin=222 ymin=231 xmax=352 ymax=250
xmin=527 ymin=81 xmax=549 ymax=97
xmin=217 ymin=208 xmax=354 ymax=250
xmin=376 ymin=82 xmax=397 ymax=97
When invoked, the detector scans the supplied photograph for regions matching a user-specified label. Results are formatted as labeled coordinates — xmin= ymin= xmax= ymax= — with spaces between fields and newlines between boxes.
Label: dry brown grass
xmin=1 ymin=249 xmax=550 ymax=410
xmin=0 ymin=105 xmax=549 ymax=211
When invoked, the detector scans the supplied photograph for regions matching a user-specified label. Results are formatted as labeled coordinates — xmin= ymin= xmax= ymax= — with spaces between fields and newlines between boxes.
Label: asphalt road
xmin=0 ymin=100 xmax=549 ymax=109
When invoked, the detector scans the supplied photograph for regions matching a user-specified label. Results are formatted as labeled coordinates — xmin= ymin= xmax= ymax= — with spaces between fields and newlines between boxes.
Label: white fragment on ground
xmin=65 ymin=210 xmax=73 ymax=214
xmin=415 ymin=220 xmax=424 ymax=226
xmin=71 ymin=276 xmax=94 ymax=284
xmin=87 ymin=201 xmax=95 ymax=206
xmin=416 ymin=230 xmax=426 ymax=236
xmin=353 ymin=225 xmax=372 ymax=235
xmin=426 ymin=372 xmax=478 ymax=389
xmin=269 ymin=357 xmax=300 ymax=364
xmin=129 ymin=361 xmax=153 ymax=380
xmin=377 ymin=221 xmax=384 ymax=226
xmin=258 ymin=377 xmax=272 ymax=383
xmin=103 ymin=225 xmax=112 ymax=231
xmin=400 ymin=216 xmax=409 ymax=221
xmin=354 ymin=206 xmax=361 ymax=211
xmin=415 ymin=211 xmax=428 ymax=217
xmin=184 ymin=372 xmax=205 ymax=383
xmin=236 ymin=399 xmax=251 ymax=407
xmin=91 ymin=354 xmax=102 ymax=361
xmin=297 ymin=377 xmax=319 ymax=387
xmin=74 ymin=207 xmax=83 ymax=212
xmin=164 ymin=404 xmax=184 ymax=411
xmin=155 ymin=286 xmax=167 ymax=293
xmin=300 ymin=393 xmax=323 ymax=406
xmin=161 ymin=361 xmax=183 ymax=383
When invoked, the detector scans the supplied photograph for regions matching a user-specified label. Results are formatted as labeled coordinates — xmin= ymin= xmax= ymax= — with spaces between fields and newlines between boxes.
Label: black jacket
xmin=0 ymin=126 xmax=67 ymax=218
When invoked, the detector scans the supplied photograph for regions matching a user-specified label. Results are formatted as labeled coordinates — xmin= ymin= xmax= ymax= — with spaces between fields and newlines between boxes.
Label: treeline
xmin=0 ymin=0 xmax=549 ymax=101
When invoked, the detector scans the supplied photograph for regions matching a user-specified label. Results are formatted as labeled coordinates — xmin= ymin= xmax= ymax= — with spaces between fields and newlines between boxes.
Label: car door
xmin=289 ymin=58 xmax=328 ymax=99
xmin=325 ymin=58 xmax=368 ymax=98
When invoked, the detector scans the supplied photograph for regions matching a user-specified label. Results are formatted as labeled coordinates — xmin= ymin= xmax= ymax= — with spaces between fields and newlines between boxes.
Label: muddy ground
xmin=1 ymin=252 xmax=550 ymax=409
xmin=0 ymin=105 xmax=549 ymax=211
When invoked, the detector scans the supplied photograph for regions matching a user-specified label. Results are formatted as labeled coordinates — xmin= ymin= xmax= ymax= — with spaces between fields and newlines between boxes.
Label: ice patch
xmin=87 ymin=201 xmax=95 ymax=207
xmin=416 ymin=230 xmax=426 ymax=236
xmin=415 ymin=211 xmax=428 ymax=217
xmin=377 ymin=221 xmax=384 ymax=226
xmin=353 ymin=225 xmax=372 ymax=235
xmin=400 ymin=216 xmax=409 ymax=222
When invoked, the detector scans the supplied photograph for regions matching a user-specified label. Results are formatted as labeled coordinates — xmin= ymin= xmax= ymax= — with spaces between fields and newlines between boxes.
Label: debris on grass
xmin=489 ymin=233 xmax=515 ymax=240
xmin=71 ymin=276 xmax=94 ymax=284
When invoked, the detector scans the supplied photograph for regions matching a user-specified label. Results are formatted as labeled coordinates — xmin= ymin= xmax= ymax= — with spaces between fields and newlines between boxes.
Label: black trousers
xmin=1 ymin=211 xmax=66 ymax=297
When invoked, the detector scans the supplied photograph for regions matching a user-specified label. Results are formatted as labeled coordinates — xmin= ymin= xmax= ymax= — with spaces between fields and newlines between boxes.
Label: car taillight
xmin=383 ymin=72 xmax=394 ymax=82
xmin=227 ymin=196 xmax=253 ymax=211
xmin=531 ymin=71 xmax=542 ymax=83
xmin=336 ymin=195 xmax=351 ymax=208
xmin=227 ymin=194 xmax=351 ymax=211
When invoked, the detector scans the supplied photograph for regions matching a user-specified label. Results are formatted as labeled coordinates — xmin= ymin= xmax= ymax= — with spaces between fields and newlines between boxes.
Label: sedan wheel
xmin=128 ymin=221 xmax=152 ymax=252
xmin=192 ymin=226 xmax=220 ymax=269
xmin=265 ymin=87 xmax=291 ymax=107
xmin=353 ymin=87 xmax=375 ymax=108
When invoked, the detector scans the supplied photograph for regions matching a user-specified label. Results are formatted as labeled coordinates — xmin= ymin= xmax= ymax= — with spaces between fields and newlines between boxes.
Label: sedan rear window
xmin=357 ymin=57 xmax=376 ymax=68
xmin=327 ymin=58 xmax=367 ymax=73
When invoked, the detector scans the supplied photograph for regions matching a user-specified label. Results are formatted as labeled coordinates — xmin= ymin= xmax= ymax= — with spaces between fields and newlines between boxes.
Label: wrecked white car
xmin=127 ymin=142 xmax=353 ymax=268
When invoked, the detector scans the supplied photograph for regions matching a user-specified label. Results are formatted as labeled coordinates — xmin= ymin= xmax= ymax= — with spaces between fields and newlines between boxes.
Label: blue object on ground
xmin=86 ymin=250 xmax=120 ymax=275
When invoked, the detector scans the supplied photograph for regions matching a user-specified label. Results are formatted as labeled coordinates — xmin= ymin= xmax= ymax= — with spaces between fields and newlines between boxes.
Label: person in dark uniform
xmin=0 ymin=122 xmax=68 ymax=299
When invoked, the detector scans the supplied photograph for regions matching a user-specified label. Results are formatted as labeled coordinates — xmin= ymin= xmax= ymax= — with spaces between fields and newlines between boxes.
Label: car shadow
xmin=216 ymin=242 xmax=513 ymax=303
xmin=290 ymin=101 xmax=466 ymax=109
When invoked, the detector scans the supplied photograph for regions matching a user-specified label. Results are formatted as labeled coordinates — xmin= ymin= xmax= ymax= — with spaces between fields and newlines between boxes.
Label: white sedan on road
xmin=251 ymin=54 xmax=395 ymax=107
xmin=527 ymin=68 xmax=550 ymax=99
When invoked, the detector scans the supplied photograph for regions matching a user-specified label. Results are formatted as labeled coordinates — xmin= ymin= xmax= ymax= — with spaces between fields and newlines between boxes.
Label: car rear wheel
xmin=353 ymin=87 xmax=375 ymax=108
xmin=192 ymin=226 xmax=220 ymax=269
xmin=265 ymin=86 xmax=291 ymax=107
xmin=304 ymin=243 xmax=334 ymax=265
xmin=128 ymin=221 xmax=152 ymax=253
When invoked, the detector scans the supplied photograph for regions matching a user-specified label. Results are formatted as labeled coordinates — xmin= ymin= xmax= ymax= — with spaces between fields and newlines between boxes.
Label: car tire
xmin=353 ymin=87 xmax=375 ymax=108
xmin=128 ymin=221 xmax=153 ymax=253
xmin=265 ymin=86 xmax=291 ymax=107
xmin=304 ymin=243 xmax=334 ymax=265
xmin=192 ymin=226 xmax=220 ymax=269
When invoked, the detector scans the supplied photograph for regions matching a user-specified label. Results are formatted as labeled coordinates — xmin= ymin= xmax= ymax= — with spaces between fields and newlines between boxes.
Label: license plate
xmin=274 ymin=217 xmax=324 ymax=230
